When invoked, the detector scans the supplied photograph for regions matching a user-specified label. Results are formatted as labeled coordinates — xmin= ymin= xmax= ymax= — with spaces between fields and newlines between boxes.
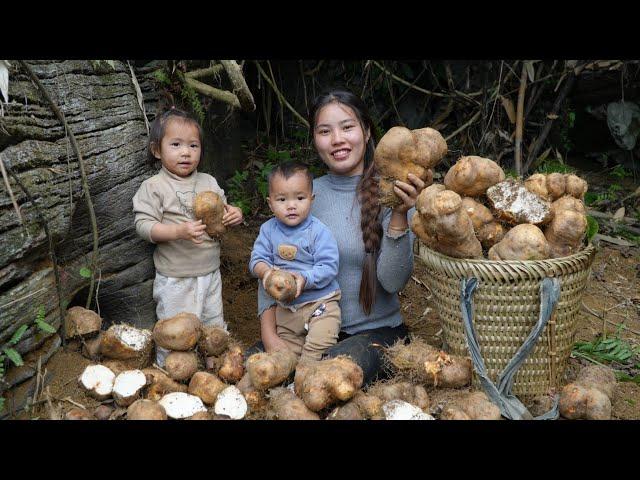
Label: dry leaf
xmin=500 ymin=95 xmax=516 ymax=124
xmin=525 ymin=61 xmax=535 ymax=83
xmin=0 ymin=60 xmax=10 ymax=105
xmin=554 ymin=73 xmax=567 ymax=92
xmin=546 ymin=113 xmax=559 ymax=120
xmin=613 ymin=207 xmax=625 ymax=221
xmin=538 ymin=147 xmax=552 ymax=162
xmin=497 ymin=129 xmax=512 ymax=143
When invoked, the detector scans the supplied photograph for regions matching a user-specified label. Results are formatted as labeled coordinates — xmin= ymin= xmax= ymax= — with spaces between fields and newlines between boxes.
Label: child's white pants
xmin=153 ymin=269 xmax=226 ymax=366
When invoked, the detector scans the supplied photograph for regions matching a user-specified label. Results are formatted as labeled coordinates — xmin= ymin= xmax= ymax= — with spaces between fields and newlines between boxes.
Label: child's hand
xmin=223 ymin=204 xmax=244 ymax=227
xmin=292 ymin=272 xmax=306 ymax=298
xmin=178 ymin=220 xmax=207 ymax=244
xmin=261 ymin=266 xmax=277 ymax=289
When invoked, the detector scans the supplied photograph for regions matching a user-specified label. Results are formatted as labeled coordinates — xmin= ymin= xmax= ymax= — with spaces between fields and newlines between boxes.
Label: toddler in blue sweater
xmin=249 ymin=162 xmax=341 ymax=361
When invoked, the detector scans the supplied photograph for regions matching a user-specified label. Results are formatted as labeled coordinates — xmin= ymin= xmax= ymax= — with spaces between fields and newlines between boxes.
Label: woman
xmin=252 ymin=88 xmax=425 ymax=385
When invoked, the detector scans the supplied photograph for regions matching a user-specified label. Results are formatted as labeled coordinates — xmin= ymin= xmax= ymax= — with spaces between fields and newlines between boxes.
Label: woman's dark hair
xmin=147 ymin=107 xmax=204 ymax=165
xmin=308 ymin=88 xmax=382 ymax=315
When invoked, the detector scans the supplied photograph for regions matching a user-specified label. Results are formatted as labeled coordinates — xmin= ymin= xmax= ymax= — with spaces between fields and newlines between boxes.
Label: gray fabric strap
xmin=460 ymin=277 xmax=561 ymax=420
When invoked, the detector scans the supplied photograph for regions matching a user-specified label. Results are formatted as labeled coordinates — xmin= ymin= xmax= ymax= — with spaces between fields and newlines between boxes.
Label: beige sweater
xmin=133 ymin=166 xmax=227 ymax=277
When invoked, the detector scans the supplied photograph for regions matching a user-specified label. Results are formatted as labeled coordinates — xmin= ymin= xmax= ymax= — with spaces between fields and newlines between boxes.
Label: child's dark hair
xmin=267 ymin=161 xmax=314 ymax=194
xmin=147 ymin=107 xmax=204 ymax=165
xmin=308 ymin=88 xmax=381 ymax=315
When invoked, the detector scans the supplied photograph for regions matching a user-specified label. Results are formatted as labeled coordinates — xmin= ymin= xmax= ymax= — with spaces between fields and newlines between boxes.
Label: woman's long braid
xmin=358 ymin=145 xmax=382 ymax=315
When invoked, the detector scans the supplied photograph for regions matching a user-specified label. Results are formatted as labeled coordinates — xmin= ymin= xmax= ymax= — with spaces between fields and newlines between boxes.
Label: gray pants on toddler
xmin=153 ymin=269 xmax=225 ymax=366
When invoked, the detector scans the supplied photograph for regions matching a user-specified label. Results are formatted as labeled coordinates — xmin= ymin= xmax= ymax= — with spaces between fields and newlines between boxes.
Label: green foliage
xmin=257 ymin=161 xmax=276 ymax=199
xmin=616 ymin=372 xmax=640 ymax=385
xmin=266 ymin=147 xmax=291 ymax=163
xmin=504 ymin=168 xmax=519 ymax=179
xmin=585 ymin=184 xmax=624 ymax=206
xmin=611 ymin=164 xmax=631 ymax=179
xmin=152 ymin=68 xmax=172 ymax=86
xmin=608 ymin=183 xmax=623 ymax=195
xmin=9 ymin=325 xmax=28 ymax=346
xmin=90 ymin=60 xmax=116 ymax=72
xmin=291 ymin=129 xmax=308 ymax=141
xmin=572 ymin=329 xmax=640 ymax=366
xmin=180 ymin=83 xmax=205 ymax=126
xmin=584 ymin=191 xmax=599 ymax=206
xmin=79 ymin=267 xmax=92 ymax=279
xmin=227 ymin=170 xmax=251 ymax=216
xmin=586 ymin=215 xmax=599 ymax=242
xmin=536 ymin=158 xmax=575 ymax=175
xmin=615 ymin=230 xmax=640 ymax=245
xmin=35 ymin=305 xmax=55 ymax=334
xmin=558 ymin=107 xmax=576 ymax=154
xmin=2 ymin=348 xmax=23 ymax=367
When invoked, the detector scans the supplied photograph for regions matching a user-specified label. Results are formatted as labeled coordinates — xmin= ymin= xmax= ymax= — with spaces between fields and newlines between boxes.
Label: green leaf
xmin=618 ymin=351 xmax=633 ymax=361
xmin=9 ymin=325 xmax=28 ymax=345
xmin=36 ymin=304 xmax=46 ymax=323
xmin=3 ymin=348 xmax=24 ymax=367
xmin=35 ymin=320 xmax=57 ymax=334
xmin=0 ymin=397 xmax=5 ymax=413
xmin=79 ymin=267 xmax=92 ymax=279
xmin=586 ymin=216 xmax=599 ymax=242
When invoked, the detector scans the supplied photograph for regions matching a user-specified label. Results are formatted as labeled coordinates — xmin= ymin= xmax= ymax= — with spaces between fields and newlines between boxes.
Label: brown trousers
xmin=276 ymin=291 xmax=341 ymax=361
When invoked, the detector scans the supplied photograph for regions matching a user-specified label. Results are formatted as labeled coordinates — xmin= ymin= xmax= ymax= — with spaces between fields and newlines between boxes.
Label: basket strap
xmin=461 ymin=277 xmax=561 ymax=420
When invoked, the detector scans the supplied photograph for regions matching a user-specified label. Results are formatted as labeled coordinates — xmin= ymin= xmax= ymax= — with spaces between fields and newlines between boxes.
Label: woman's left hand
xmin=222 ymin=204 xmax=244 ymax=226
xmin=392 ymin=173 xmax=426 ymax=214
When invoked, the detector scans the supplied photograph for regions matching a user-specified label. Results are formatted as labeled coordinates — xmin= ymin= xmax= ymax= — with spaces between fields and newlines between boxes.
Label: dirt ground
xmin=8 ymin=216 xmax=640 ymax=421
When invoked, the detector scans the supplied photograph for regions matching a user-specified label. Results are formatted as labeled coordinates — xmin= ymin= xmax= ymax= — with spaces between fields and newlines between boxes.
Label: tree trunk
xmin=0 ymin=60 xmax=162 ymax=405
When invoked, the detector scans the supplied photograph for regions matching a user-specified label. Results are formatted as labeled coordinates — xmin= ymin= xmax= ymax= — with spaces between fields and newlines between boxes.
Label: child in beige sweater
xmin=133 ymin=108 xmax=243 ymax=365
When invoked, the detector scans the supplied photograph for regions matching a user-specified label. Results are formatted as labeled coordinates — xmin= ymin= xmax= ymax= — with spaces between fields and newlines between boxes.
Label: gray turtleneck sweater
xmin=258 ymin=173 xmax=415 ymax=334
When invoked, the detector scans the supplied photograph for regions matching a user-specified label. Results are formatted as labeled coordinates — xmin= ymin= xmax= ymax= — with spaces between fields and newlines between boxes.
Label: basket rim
xmin=416 ymin=241 xmax=596 ymax=268
xmin=416 ymin=241 xmax=596 ymax=280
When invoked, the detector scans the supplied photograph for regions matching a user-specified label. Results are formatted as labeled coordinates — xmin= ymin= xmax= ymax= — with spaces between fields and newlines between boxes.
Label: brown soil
xmin=9 ymin=218 xmax=640 ymax=421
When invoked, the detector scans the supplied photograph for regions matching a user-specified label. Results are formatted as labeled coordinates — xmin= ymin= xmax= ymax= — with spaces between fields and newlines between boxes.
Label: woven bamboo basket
xmin=415 ymin=241 xmax=596 ymax=402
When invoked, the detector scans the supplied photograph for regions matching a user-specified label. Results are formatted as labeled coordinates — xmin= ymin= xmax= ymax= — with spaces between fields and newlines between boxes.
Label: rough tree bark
xmin=0 ymin=60 xmax=162 ymax=408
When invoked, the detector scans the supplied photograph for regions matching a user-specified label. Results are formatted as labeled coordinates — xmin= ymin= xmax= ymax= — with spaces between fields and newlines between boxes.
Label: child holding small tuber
xmin=249 ymin=161 xmax=342 ymax=361
xmin=132 ymin=108 xmax=243 ymax=365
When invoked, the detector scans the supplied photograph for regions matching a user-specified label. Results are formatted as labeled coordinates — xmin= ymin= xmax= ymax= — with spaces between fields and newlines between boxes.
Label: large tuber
xmin=444 ymin=156 xmax=505 ymax=197
xmin=374 ymin=126 xmax=447 ymax=208
xmin=488 ymin=223 xmax=550 ymax=261
xmin=412 ymin=184 xmax=482 ymax=259
xmin=246 ymin=349 xmax=298 ymax=390
xmin=385 ymin=339 xmax=471 ymax=388
xmin=294 ymin=356 xmax=364 ymax=411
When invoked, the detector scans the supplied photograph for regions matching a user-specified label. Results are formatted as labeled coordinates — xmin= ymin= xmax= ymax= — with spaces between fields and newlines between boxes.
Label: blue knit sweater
xmin=258 ymin=173 xmax=415 ymax=334
xmin=249 ymin=215 xmax=340 ymax=306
